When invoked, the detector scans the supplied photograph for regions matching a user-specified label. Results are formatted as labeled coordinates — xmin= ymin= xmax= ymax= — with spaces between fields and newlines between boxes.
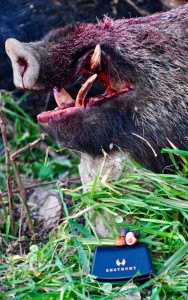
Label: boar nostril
xmin=17 ymin=57 xmax=28 ymax=76
xmin=5 ymin=38 xmax=40 ymax=89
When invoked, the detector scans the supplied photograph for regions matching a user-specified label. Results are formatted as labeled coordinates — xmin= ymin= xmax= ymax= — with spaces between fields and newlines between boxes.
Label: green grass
xmin=0 ymin=94 xmax=188 ymax=299
xmin=0 ymin=93 xmax=79 ymax=190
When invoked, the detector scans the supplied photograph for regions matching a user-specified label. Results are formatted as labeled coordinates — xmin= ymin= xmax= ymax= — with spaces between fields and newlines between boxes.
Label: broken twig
xmin=11 ymin=159 xmax=35 ymax=235
xmin=1 ymin=178 xmax=80 ymax=198
xmin=10 ymin=134 xmax=45 ymax=160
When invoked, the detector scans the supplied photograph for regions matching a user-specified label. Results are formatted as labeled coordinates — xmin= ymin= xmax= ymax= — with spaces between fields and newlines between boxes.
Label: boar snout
xmin=5 ymin=38 xmax=40 ymax=90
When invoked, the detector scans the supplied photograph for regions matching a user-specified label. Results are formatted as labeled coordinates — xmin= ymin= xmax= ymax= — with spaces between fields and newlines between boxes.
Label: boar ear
xmin=5 ymin=38 xmax=40 ymax=90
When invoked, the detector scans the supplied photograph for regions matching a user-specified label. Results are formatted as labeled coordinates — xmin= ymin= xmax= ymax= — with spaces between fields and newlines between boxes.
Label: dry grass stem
xmin=0 ymin=111 xmax=15 ymax=233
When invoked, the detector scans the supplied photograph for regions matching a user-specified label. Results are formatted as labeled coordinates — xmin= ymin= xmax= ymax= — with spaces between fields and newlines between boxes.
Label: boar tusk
xmin=75 ymin=74 xmax=97 ymax=107
xmin=90 ymin=44 xmax=101 ymax=72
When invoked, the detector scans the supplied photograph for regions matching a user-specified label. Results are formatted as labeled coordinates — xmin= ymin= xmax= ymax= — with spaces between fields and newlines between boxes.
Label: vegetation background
xmin=0 ymin=1 xmax=188 ymax=299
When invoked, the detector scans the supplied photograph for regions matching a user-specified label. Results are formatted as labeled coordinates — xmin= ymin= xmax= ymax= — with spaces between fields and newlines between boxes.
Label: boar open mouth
xmin=37 ymin=45 xmax=135 ymax=124
xmin=5 ymin=39 xmax=135 ymax=124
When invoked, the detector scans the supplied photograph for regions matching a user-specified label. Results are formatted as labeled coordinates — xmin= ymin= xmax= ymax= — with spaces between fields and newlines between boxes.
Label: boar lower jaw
xmin=37 ymin=73 xmax=135 ymax=124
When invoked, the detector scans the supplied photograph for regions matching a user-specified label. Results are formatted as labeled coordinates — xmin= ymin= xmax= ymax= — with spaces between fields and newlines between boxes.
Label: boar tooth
xmin=53 ymin=87 xmax=73 ymax=107
xmin=75 ymin=74 xmax=97 ymax=107
xmin=90 ymin=44 xmax=101 ymax=72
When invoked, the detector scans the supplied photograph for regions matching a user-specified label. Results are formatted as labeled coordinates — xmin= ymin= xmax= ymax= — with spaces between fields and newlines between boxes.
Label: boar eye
xmin=17 ymin=57 xmax=28 ymax=76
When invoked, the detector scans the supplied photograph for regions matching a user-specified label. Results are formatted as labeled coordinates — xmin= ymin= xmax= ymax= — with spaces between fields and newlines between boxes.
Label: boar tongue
xmin=53 ymin=87 xmax=74 ymax=107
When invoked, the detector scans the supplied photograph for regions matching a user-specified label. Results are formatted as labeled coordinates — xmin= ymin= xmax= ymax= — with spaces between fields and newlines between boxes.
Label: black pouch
xmin=91 ymin=242 xmax=153 ymax=282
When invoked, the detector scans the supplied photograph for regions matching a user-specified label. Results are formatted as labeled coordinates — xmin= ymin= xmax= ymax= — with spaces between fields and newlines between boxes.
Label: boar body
xmin=6 ymin=4 xmax=188 ymax=172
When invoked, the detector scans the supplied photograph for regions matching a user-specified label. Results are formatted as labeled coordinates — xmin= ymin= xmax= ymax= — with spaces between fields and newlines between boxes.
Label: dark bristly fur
xmin=7 ymin=5 xmax=188 ymax=172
